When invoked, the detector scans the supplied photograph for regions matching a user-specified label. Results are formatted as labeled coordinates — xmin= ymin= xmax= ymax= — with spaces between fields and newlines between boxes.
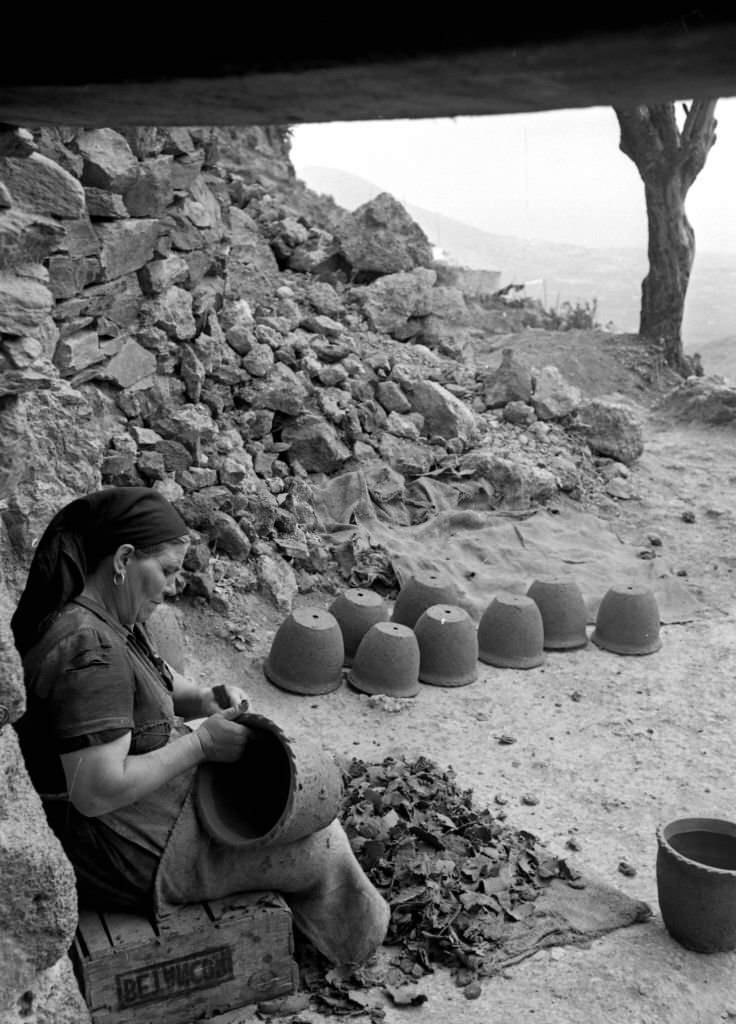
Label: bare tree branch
xmin=680 ymin=98 xmax=718 ymax=188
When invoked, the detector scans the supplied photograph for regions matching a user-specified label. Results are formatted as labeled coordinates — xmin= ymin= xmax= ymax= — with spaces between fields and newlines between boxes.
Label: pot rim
xmin=591 ymin=631 xmax=662 ymax=656
xmin=195 ymin=713 xmax=296 ymax=848
xmin=543 ymin=635 xmax=589 ymax=650
xmin=418 ymin=667 xmax=478 ymax=687
xmin=264 ymin=657 xmax=343 ymax=694
xmin=478 ymin=649 xmax=545 ymax=669
xmin=347 ymin=668 xmax=420 ymax=698
xmin=657 ymin=817 xmax=736 ymax=877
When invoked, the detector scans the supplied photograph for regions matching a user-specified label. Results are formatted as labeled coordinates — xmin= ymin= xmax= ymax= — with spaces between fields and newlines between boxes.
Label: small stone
xmin=570 ymin=690 xmax=583 ymax=702
xmin=463 ymin=981 xmax=483 ymax=1000
xmin=618 ymin=860 xmax=637 ymax=877
xmin=676 ymin=568 xmax=688 ymax=577
xmin=521 ymin=793 xmax=539 ymax=806
xmin=566 ymin=837 xmax=582 ymax=851
xmin=497 ymin=734 xmax=517 ymax=745
xmin=494 ymin=794 xmax=509 ymax=805
xmin=681 ymin=510 xmax=696 ymax=523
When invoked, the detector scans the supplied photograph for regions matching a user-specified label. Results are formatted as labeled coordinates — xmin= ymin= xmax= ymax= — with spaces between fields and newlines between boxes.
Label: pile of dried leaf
xmin=291 ymin=755 xmax=582 ymax=1019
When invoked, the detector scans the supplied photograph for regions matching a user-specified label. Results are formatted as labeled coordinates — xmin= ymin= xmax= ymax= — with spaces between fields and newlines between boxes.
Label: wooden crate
xmin=70 ymin=892 xmax=299 ymax=1024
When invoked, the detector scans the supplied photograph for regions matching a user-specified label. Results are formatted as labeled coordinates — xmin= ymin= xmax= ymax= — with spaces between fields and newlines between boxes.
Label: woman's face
xmin=126 ymin=540 xmax=190 ymax=624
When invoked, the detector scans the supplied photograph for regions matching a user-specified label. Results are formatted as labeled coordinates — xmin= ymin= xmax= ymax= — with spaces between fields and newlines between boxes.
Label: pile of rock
xmin=0 ymin=124 xmax=644 ymax=609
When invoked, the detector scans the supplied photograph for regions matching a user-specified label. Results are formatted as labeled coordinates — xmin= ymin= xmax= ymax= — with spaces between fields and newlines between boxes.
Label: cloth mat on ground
xmin=477 ymin=872 xmax=652 ymax=972
xmin=309 ymin=470 xmax=707 ymax=624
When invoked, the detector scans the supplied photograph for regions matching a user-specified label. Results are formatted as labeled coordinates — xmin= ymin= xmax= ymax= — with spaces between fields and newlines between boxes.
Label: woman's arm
xmin=168 ymin=665 xmax=250 ymax=720
xmin=60 ymin=710 xmax=249 ymax=817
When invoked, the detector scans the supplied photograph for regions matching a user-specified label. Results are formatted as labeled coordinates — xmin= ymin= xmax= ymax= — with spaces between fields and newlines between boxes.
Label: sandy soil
xmin=177 ymin=407 xmax=736 ymax=1024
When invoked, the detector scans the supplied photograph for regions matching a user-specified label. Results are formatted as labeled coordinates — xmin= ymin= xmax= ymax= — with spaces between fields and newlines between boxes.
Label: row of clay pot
xmin=262 ymin=572 xmax=662 ymax=698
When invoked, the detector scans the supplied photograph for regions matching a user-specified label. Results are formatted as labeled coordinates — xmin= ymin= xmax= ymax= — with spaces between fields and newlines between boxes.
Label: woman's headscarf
xmin=11 ymin=487 xmax=188 ymax=656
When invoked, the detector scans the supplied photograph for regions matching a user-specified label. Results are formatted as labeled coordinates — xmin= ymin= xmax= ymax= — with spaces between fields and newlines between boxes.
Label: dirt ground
xmin=176 ymin=401 xmax=736 ymax=1024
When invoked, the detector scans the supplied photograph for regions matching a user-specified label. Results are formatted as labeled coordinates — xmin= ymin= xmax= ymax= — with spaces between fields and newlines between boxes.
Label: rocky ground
xmin=166 ymin=371 xmax=736 ymax=1024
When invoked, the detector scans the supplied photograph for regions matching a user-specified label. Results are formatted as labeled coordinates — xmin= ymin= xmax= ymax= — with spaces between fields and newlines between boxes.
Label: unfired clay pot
xmin=477 ymin=593 xmax=545 ymax=669
xmin=414 ymin=604 xmax=478 ymax=687
xmin=264 ymin=608 xmax=344 ymax=694
xmin=194 ymin=711 xmax=344 ymax=848
xmin=591 ymin=584 xmax=661 ymax=655
xmin=657 ymin=817 xmax=736 ymax=952
xmin=328 ymin=588 xmax=389 ymax=666
xmin=348 ymin=621 xmax=421 ymax=698
xmin=391 ymin=571 xmax=459 ymax=629
xmin=526 ymin=576 xmax=588 ymax=650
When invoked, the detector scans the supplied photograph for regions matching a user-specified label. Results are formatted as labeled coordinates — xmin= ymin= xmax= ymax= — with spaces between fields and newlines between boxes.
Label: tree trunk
xmin=614 ymin=101 xmax=717 ymax=374
xmin=640 ymin=174 xmax=694 ymax=372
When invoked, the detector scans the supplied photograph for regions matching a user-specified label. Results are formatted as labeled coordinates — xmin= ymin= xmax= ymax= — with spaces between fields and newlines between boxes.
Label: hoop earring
xmin=113 ymin=570 xmax=126 ymax=587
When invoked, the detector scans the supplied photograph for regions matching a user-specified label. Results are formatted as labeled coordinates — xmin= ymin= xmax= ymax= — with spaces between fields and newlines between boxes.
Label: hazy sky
xmin=291 ymin=98 xmax=736 ymax=254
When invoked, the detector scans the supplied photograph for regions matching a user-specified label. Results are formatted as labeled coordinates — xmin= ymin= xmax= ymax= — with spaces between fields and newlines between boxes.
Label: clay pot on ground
xmin=195 ymin=711 xmax=344 ymax=848
xmin=264 ymin=608 xmax=344 ymax=695
xmin=477 ymin=593 xmax=546 ymax=669
xmin=591 ymin=584 xmax=661 ymax=655
xmin=414 ymin=604 xmax=478 ymax=687
xmin=526 ymin=576 xmax=588 ymax=650
xmin=656 ymin=817 xmax=736 ymax=952
xmin=328 ymin=588 xmax=389 ymax=666
xmin=391 ymin=571 xmax=460 ymax=629
xmin=348 ymin=621 xmax=421 ymax=698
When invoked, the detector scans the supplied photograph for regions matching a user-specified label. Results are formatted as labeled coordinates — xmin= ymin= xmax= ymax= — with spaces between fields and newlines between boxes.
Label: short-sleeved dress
xmin=15 ymin=594 xmax=195 ymax=912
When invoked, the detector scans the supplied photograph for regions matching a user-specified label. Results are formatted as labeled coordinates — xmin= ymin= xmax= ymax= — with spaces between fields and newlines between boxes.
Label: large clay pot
xmin=264 ymin=608 xmax=344 ymax=695
xmin=414 ymin=604 xmax=478 ymax=687
xmin=391 ymin=571 xmax=459 ymax=629
xmin=194 ymin=712 xmax=344 ymax=848
xmin=328 ymin=588 xmax=389 ymax=666
xmin=591 ymin=584 xmax=661 ymax=655
xmin=656 ymin=817 xmax=736 ymax=952
xmin=526 ymin=577 xmax=588 ymax=650
xmin=348 ymin=621 xmax=421 ymax=698
xmin=477 ymin=593 xmax=545 ymax=669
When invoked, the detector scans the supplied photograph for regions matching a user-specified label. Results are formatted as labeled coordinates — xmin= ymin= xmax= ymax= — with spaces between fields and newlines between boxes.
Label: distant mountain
xmin=298 ymin=164 xmax=736 ymax=356
xmin=696 ymin=336 xmax=736 ymax=383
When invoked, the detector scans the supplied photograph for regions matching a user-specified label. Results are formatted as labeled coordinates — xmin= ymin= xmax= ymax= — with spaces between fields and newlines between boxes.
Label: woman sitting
xmin=12 ymin=486 xmax=389 ymax=966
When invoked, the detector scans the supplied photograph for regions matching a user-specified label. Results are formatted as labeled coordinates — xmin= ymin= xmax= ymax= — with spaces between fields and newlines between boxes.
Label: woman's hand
xmin=200 ymin=683 xmax=250 ymax=717
xmin=195 ymin=708 xmax=251 ymax=762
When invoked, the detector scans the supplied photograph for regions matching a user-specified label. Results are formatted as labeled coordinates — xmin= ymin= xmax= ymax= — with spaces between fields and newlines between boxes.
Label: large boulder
xmin=532 ymin=365 xmax=582 ymax=420
xmin=482 ymin=348 xmax=533 ymax=408
xmin=0 ymin=730 xmax=79 ymax=1010
xmin=657 ymin=376 xmax=736 ymax=424
xmin=92 ymin=338 xmax=156 ymax=389
xmin=0 ymin=208 xmax=65 ymax=271
xmin=0 ymin=273 xmax=54 ymax=334
xmin=124 ymin=155 xmax=174 ymax=218
xmin=95 ymin=219 xmax=160 ymax=282
xmin=573 ymin=398 xmax=644 ymax=465
xmin=0 ymin=153 xmax=86 ymax=219
xmin=0 ymin=388 xmax=105 ymax=555
xmin=337 ymin=193 xmax=433 ymax=279
xmin=250 ymin=363 xmax=309 ymax=416
xmin=406 ymin=379 xmax=477 ymax=445
xmin=74 ymin=128 xmax=139 ymax=193
xmin=282 ymin=413 xmax=351 ymax=473
xmin=141 ymin=285 xmax=196 ymax=341
xmin=355 ymin=267 xmax=437 ymax=338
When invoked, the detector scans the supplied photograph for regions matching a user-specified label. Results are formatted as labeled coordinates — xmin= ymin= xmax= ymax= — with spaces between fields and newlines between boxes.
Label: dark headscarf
xmin=11 ymin=487 xmax=188 ymax=656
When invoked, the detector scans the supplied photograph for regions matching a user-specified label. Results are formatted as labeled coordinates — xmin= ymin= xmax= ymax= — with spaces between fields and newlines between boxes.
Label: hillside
xmin=299 ymin=164 xmax=736 ymax=362
xmin=696 ymin=334 xmax=736 ymax=382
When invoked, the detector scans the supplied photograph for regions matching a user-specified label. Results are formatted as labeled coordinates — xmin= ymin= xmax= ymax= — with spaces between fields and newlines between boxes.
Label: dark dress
xmin=15 ymin=594 xmax=194 ymax=912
